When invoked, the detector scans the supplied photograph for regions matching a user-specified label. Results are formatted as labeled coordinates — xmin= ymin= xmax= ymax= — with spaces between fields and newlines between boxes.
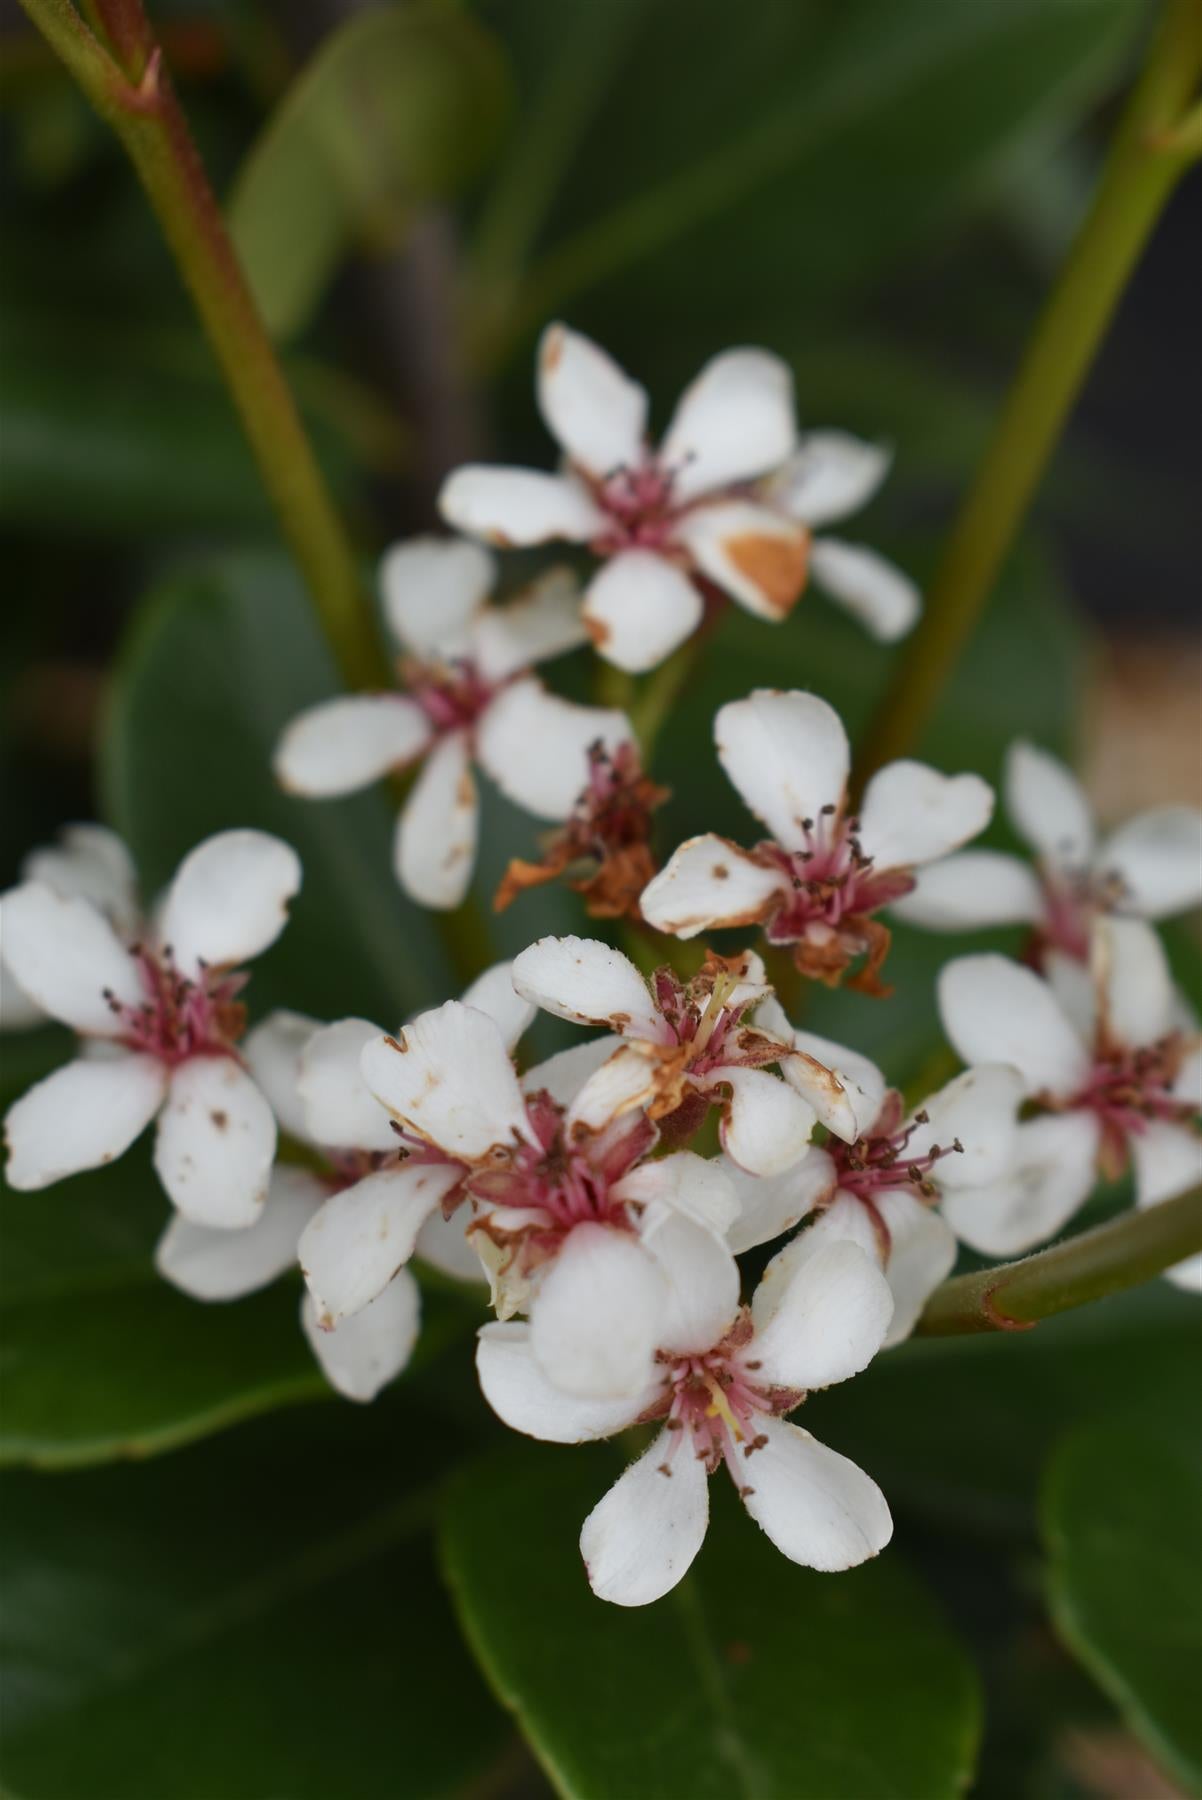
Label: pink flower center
xmin=653 ymin=1314 xmax=802 ymax=1493
xmin=756 ymin=808 xmax=915 ymax=945
xmin=652 ymin=966 xmax=744 ymax=1073
xmin=1070 ymin=1036 xmax=1193 ymax=1142
xmin=588 ymin=460 xmax=684 ymax=554
xmin=405 ymin=657 xmax=497 ymax=734
xmin=102 ymin=948 xmax=245 ymax=1065
xmin=1034 ymin=863 xmax=1134 ymax=963
xmin=824 ymin=1090 xmax=962 ymax=1254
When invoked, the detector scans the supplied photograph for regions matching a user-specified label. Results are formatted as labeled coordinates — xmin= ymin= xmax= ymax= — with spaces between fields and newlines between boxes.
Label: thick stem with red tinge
xmin=18 ymin=0 xmax=383 ymax=692
xmin=916 ymin=1184 xmax=1202 ymax=1336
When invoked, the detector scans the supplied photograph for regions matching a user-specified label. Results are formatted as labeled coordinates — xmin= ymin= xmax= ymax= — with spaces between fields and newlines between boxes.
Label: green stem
xmin=18 ymin=0 xmax=383 ymax=691
xmin=917 ymin=1185 xmax=1202 ymax=1336
xmin=855 ymin=0 xmax=1202 ymax=783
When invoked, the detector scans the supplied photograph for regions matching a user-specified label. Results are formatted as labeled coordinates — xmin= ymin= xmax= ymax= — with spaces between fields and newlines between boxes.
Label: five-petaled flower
xmin=511 ymin=935 xmax=867 ymax=1176
xmin=439 ymin=324 xmax=919 ymax=674
xmin=939 ymin=917 xmax=1201 ymax=1288
xmin=273 ymin=536 xmax=632 ymax=909
xmin=640 ymin=689 xmax=994 ymax=990
xmin=354 ymin=993 xmax=743 ymax=1400
xmin=3 ymin=830 xmax=301 ymax=1227
xmin=477 ymin=1234 xmax=894 ymax=1605
xmin=894 ymin=738 xmax=1202 ymax=962
xmin=720 ymin=1004 xmax=1023 ymax=1342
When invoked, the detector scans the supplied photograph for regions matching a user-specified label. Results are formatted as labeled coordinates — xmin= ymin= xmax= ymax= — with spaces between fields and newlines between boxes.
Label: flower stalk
xmin=18 ymin=0 xmax=383 ymax=691
xmin=855 ymin=0 xmax=1202 ymax=783
xmin=917 ymin=1184 xmax=1202 ymax=1336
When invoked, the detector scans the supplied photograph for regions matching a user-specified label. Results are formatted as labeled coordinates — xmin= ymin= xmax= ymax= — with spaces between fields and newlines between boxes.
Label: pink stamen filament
xmin=103 ymin=947 xmax=244 ymax=1065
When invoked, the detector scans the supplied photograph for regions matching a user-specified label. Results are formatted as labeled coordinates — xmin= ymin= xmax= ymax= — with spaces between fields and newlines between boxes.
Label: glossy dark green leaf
xmin=441 ymin=1443 xmax=980 ymax=1799
xmin=0 ymin=1402 xmax=510 ymax=1799
xmin=1042 ymin=1420 xmax=1202 ymax=1794
xmin=100 ymin=549 xmax=454 ymax=1023
xmin=230 ymin=1 xmax=510 ymax=339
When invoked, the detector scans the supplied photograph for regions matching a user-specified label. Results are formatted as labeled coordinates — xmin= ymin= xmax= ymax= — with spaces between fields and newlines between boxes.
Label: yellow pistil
xmin=704 ymin=1376 xmax=743 ymax=1441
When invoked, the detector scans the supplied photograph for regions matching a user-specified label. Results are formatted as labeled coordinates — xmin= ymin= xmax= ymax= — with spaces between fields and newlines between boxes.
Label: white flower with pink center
xmin=477 ymin=1235 xmax=894 ymax=1606
xmin=938 ymin=916 xmax=1202 ymax=1288
xmin=272 ymin=535 xmax=633 ymax=910
xmin=3 ymin=830 xmax=301 ymax=1228
xmin=720 ymin=1010 xmax=1023 ymax=1342
xmin=893 ymin=738 xmax=1202 ymax=965
xmin=510 ymin=936 xmax=871 ymax=1177
xmin=438 ymin=324 xmax=919 ymax=674
xmin=640 ymin=689 xmax=994 ymax=990
xmin=1 ymin=823 xmax=141 ymax=1033
xmin=353 ymin=994 xmax=742 ymax=1401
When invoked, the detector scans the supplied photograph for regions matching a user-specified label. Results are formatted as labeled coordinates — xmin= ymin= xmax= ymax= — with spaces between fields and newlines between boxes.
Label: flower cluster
xmin=3 ymin=323 xmax=1198 ymax=1609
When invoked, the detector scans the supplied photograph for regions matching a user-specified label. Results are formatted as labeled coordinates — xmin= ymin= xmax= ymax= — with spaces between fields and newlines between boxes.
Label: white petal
xmin=780 ymin=1021 xmax=886 ymax=1141
xmin=638 ymin=835 xmax=784 ymax=939
xmin=459 ymin=960 xmax=535 ymax=1054
xmin=739 ymin=1416 xmax=892 ymax=1572
xmin=1130 ymin=1120 xmax=1201 ymax=1211
xmin=940 ymin=1112 xmax=1100 ymax=1256
xmin=617 ymin=1150 xmax=742 ymax=1237
xmin=582 ymin=550 xmax=703 ymax=674
xmin=676 ymin=502 xmax=808 ymax=620
xmin=1044 ymin=948 xmax=1097 ymax=1043
xmin=809 ymin=538 xmax=920 ymax=642
xmin=476 ymin=680 xmax=631 ymax=821
xmin=529 ymin=1223 xmax=665 ymax=1399
xmin=751 ymin=1238 xmax=893 ymax=1391
xmin=536 ymin=323 xmax=648 ymax=477
xmin=581 ymin=1428 xmax=710 ymax=1606
xmin=379 ymin=534 xmax=494 ymax=657
xmin=153 ymin=1059 xmax=277 ymax=1228
xmin=299 ymin=1017 xmax=401 ymax=1153
xmin=767 ymin=432 xmax=890 ymax=527
xmin=907 ymin=1064 xmax=1023 ymax=1190
xmin=874 ymin=1190 xmax=957 ymax=1346
xmin=242 ymin=1009 xmax=317 ymax=1143
xmin=1100 ymin=807 xmax=1202 ymax=920
xmin=661 ymin=348 xmax=795 ymax=504
xmin=1172 ymin=1044 xmax=1202 ymax=1109
xmin=722 ymin=1147 xmax=836 ymax=1254
xmin=1093 ymin=915 xmax=1174 ymax=1050
xmin=1 ymin=883 xmax=141 ymax=1033
xmin=155 ymin=1164 xmax=325 ymax=1300
xmin=857 ymin=761 xmax=993 ymax=872
xmin=272 ymin=695 xmax=430 ymax=797
xmin=521 ymin=1035 xmax=622 ymax=1107
xmin=470 ymin=567 xmax=588 ymax=683
xmin=414 ymin=1204 xmax=487 ymax=1284
xmin=360 ymin=999 xmax=531 ymax=1160
xmin=299 ymin=1161 xmax=461 ymax=1325
xmin=22 ymin=823 xmax=139 ymax=933
xmin=438 ymin=466 xmax=605 ymax=546
xmin=5 ymin=1053 xmax=165 ymax=1189
xmin=888 ymin=851 xmax=1043 ymax=931
xmin=476 ymin=1321 xmax=654 ymax=1441
xmin=715 ymin=689 xmax=848 ymax=851
xmin=0 ymin=959 xmax=43 ymax=1032
xmin=301 ymin=1272 xmax=420 ymax=1403
xmin=395 ymin=732 xmax=478 ymax=910
xmin=160 ymin=830 xmax=301 ymax=975
xmin=641 ymin=1209 xmax=741 ymax=1354
xmin=512 ymin=935 xmax=665 ymax=1039
xmin=938 ymin=954 xmax=1089 ymax=1098
xmin=565 ymin=1043 xmax=660 ymax=1131
xmin=710 ymin=1065 xmax=816 ymax=1177
xmin=1005 ymin=740 xmax=1095 ymax=871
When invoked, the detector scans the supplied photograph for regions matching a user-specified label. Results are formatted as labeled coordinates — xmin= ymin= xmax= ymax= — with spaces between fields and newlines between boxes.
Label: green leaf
xmin=1042 ymin=1420 xmax=1202 ymax=1795
xmin=230 ymin=1 xmax=511 ymax=340
xmin=441 ymin=1443 xmax=980 ymax=1799
xmin=0 ymin=1402 xmax=511 ymax=1799
xmin=100 ymin=548 xmax=454 ymax=1023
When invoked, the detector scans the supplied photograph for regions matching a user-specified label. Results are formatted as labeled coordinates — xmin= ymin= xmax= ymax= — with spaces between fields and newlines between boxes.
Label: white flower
xmin=938 ymin=917 xmax=1202 ymax=1289
xmin=438 ymin=324 xmax=918 ymax=674
xmin=273 ymin=536 xmax=633 ymax=909
xmin=1 ymin=824 xmax=141 ymax=1032
xmin=356 ymin=993 xmax=742 ymax=1401
xmin=640 ymin=689 xmax=994 ymax=990
xmin=893 ymin=738 xmax=1202 ymax=959
xmin=3 ymin=830 xmax=300 ymax=1229
xmin=477 ymin=1235 xmax=894 ymax=1605
xmin=512 ymin=936 xmax=870 ymax=1176
xmin=720 ymin=1006 xmax=1023 ymax=1342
